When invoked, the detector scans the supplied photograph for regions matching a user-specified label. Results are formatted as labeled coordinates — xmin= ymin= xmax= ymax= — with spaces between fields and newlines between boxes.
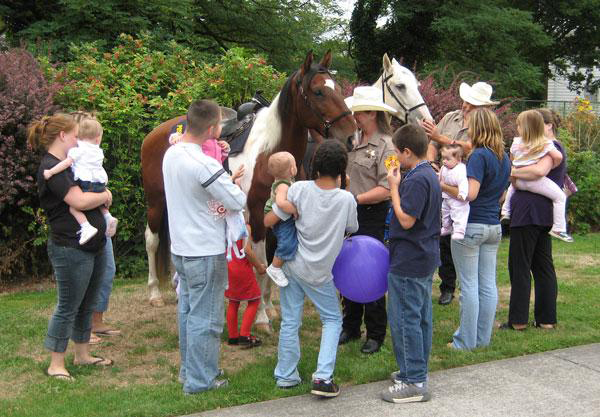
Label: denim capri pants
xmin=44 ymin=239 xmax=107 ymax=352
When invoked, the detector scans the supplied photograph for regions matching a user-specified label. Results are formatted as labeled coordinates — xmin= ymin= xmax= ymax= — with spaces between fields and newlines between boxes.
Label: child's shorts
xmin=78 ymin=180 xmax=106 ymax=193
xmin=273 ymin=217 xmax=298 ymax=261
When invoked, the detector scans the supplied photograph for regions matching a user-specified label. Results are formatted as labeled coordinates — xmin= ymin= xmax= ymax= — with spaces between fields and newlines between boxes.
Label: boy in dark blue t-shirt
xmin=382 ymin=124 xmax=441 ymax=404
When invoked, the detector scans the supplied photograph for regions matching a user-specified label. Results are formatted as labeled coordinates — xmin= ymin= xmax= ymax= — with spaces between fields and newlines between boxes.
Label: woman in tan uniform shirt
xmin=340 ymin=86 xmax=397 ymax=354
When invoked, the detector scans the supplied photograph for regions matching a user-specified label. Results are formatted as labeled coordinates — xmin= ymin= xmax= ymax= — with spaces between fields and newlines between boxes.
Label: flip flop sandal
xmin=74 ymin=357 xmax=113 ymax=367
xmin=93 ymin=329 xmax=121 ymax=336
xmin=46 ymin=371 xmax=75 ymax=382
xmin=89 ymin=333 xmax=102 ymax=345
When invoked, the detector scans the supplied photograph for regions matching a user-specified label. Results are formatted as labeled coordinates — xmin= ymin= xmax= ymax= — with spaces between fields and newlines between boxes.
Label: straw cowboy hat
xmin=345 ymin=86 xmax=396 ymax=113
xmin=459 ymin=82 xmax=499 ymax=106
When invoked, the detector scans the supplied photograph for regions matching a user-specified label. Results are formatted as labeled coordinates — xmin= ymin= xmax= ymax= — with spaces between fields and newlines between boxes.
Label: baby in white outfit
xmin=439 ymin=145 xmax=469 ymax=240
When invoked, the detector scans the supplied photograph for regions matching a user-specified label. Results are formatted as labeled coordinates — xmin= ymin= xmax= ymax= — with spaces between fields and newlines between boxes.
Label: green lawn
xmin=1 ymin=234 xmax=599 ymax=417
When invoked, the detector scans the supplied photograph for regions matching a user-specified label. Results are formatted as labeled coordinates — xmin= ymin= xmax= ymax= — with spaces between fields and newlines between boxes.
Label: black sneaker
xmin=228 ymin=337 xmax=239 ymax=345
xmin=238 ymin=335 xmax=262 ymax=349
xmin=311 ymin=378 xmax=340 ymax=397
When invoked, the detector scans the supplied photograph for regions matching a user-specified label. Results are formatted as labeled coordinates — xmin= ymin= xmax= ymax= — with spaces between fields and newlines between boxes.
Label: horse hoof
xmin=266 ymin=308 xmax=279 ymax=320
xmin=255 ymin=322 xmax=273 ymax=335
xmin=150 ymin=298 xmax=165 ymax=307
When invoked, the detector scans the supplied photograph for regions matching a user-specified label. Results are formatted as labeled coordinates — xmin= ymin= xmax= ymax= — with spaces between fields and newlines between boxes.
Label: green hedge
xmin=41 ymin=33 xmax=284 ymax=277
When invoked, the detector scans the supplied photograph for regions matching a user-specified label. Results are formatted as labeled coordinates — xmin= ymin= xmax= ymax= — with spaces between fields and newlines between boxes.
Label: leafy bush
xmin=558 ymin=105 xmax=600 ymax=233
xmin=0 ymin=48 xmax=61 ymax=282
xmin=564 ymin=150 xmax=600 ymax=233
xmin=42 ymin=34 xmax=284 ymax=277
xmin=563 ymin=98 xmax=600 ymax=154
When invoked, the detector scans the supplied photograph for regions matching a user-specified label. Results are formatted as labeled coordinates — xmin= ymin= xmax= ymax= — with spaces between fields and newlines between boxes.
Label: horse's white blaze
xmin=324 ymin=79 xmax=335 ymax=90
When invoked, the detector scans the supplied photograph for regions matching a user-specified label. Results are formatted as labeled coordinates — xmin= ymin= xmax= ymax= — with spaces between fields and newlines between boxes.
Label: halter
xmin=297 ymin=69 xmax=351 ymax=138
xmin=381 ymin=70 xmax=428 ymax=125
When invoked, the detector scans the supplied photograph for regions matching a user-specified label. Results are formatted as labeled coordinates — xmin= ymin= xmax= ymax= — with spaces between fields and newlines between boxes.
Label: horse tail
xmin=156 ymin=209 xmax=171 ymax=287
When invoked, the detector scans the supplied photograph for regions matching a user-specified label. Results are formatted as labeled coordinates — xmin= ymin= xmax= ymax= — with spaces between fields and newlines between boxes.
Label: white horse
xmin=376 ymin=53 xmax=432 ymax=123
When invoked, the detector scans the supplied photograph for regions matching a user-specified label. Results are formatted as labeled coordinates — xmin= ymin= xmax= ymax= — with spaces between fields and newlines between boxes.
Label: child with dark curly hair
xmin=265 ymin=140 xmax=358 ymax=398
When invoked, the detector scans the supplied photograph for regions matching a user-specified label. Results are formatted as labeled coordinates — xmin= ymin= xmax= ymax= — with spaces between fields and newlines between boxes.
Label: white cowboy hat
xmin=345 ymin=86 xmax=396 ymax=113
xmin=459 ymin=82 xmax=499 ymax=106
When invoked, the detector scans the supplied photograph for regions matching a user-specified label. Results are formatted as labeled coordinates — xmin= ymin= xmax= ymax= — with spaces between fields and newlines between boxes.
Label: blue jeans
xmin=95 ymin=238 xmax=116 ymax=312
xmin=45 ymin=239 xmax=107 ymax=352
xmin=450 ymin=223 xmax=502 ymax=350
xmin=172 ymin=253 xmax=227 ymax=394
xmin=273 ymin=217 xmax=298 ymax=261
xmin=274 ymin=267 xmax=342 ymax=387
xmin=387 ymin=272 xmax=433 ymax=384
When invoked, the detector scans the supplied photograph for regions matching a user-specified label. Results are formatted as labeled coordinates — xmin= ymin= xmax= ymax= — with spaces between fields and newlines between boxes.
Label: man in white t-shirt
xmin=163 ymin=100 xmax=246 ymax=394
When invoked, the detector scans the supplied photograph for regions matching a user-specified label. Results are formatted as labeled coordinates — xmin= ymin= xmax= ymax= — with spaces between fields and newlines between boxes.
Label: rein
xmin=296 ymin=70 xmax=351 ymax=138
xmin=381 ymin=70 xmax=427 ymax=124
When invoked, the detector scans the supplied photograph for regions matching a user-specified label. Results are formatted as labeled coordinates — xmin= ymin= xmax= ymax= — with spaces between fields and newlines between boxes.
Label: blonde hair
xmin=516 ymin=110 xmax=547 ymax=162
xmin=468 ymin=108 xmax=504 ymax=160
xmin=27 ymin=113 xmax=77 ymax=151
xmin=78 ymin=118 xmax=103 ymax=140
xmin=268 ymin=151 xmax=295 ymax=179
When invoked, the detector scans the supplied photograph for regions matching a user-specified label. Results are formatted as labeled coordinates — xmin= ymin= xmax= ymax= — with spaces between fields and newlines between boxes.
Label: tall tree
xmin=0 ymin=0 xmax=342 ymax=73
xmin=508 ymin=0 xmax=600 ymax=93
xmin=349 ymin=0 xmax=600 ymax=98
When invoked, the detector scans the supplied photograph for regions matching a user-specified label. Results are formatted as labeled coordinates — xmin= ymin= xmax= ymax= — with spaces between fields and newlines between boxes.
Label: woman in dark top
xmin=28 ymin=113 xmax=114 ymax=381
xmin=441 ymin=108 xmax=510 ymax=350
xmin=502 ymin=108 xmax=565 ymax=330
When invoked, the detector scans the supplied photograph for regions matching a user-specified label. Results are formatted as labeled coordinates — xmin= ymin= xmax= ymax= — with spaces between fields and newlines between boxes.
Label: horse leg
xmin=263 ymin=231 xmax=279 ymax=320
xmin=252 ymin=240 xmax=273 ymax=334
xmin=145 ymin=224 xmax=165 ymax=307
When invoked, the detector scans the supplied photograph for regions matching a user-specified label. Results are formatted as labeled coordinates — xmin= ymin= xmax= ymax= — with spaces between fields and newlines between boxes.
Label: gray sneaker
xmin=382 ymin=381 xmax=431 ymax=403
xmin=390 ymin=370 xmax=401 ymax=384
xmin=211 ymin=379 xmax=229 ymax=390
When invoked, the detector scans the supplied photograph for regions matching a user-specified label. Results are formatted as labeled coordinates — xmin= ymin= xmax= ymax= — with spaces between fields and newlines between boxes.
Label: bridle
xmin=297 ymin=69 xmax=351 ymax=138
xmin=381 ymin=69 xmax=427 ymax=125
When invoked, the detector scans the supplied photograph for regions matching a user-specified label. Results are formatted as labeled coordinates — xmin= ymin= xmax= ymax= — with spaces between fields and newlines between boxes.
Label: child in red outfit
xmin=226 ymin=225 xmax=266 ymax=348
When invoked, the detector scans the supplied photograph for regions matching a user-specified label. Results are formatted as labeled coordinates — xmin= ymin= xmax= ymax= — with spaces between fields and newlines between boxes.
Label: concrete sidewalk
xmin=190 ymin=343 xmax=600 ymax=417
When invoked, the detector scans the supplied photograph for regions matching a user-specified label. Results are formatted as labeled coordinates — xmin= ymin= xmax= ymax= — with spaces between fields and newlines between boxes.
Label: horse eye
xmin=396 ymin=83 xmax=406 ymax=90
xmin=315 ymin=90 xmax=323 ymax=97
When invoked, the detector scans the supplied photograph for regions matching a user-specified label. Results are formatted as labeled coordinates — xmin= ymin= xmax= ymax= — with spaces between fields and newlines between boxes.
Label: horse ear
xmin=320 ymin=50 xmax=332 ymax=69
xmin=300 ymin=50 xmax=314 ymax=77
xmin=383 ymin=53 xmax=392 ymax=72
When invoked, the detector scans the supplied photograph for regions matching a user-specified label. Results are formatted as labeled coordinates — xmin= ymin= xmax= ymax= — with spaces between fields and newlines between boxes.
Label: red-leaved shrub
xmin=0 ymin=48 xmax=61 ymax=281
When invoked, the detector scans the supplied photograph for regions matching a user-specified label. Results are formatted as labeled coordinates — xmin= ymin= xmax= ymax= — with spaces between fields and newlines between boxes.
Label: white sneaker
xmin=105 ymin=216 xmax=118 ymax=237
xmin=78 ymin=224 xmax=98 ymax=245
xmin=266 ymin=265 xmax=289 ymax=287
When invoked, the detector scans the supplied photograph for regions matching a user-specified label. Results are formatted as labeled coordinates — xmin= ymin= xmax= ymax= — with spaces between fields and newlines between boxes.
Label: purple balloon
xmin=332 ymin=235 xmax=389 ymax=303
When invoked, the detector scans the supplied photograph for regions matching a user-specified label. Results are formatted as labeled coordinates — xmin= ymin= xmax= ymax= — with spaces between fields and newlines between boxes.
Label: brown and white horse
xmin=140 ymin=51 xmax=356 ymax=331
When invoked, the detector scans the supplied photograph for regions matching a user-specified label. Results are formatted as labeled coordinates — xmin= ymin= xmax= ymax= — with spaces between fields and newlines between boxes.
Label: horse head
xmin=290 ymin=50 xmax=357 ymax=146
xmin=380 ymin=53 xmax=432 ymax=124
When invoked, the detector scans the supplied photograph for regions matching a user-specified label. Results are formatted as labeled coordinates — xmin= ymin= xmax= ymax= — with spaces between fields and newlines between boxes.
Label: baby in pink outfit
xmin=439 ymin=145 xmax=469 ymax=240
xmin=169 ymin=131 xmax=229 ymax=163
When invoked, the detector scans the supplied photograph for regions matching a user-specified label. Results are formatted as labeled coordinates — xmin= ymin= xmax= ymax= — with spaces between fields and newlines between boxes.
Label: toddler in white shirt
xmin=44 ymin=118 xmax=118 ymax=244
